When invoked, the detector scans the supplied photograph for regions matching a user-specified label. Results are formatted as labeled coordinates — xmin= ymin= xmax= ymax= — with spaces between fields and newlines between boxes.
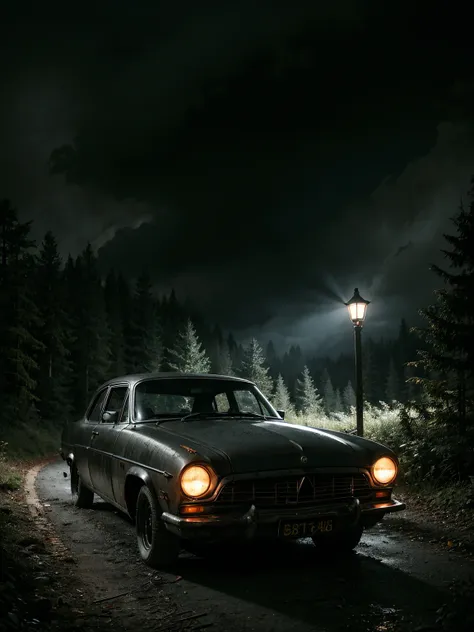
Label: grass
xmin=284 ymin=402 xmax=405 ymax=449
xmin=0 ymin=420 xmax=62 ymax=459
xmin=0 ymin=421 xmax=62 ymax=490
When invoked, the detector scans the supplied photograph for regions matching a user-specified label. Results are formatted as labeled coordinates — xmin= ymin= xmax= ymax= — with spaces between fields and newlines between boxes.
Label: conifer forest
xmin=1 ymin=181 xmax=474 ymax=487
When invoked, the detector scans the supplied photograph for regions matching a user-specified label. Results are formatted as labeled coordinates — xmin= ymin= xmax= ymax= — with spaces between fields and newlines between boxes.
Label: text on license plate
xmin=279 ymin=519 xmax=333 ymax=538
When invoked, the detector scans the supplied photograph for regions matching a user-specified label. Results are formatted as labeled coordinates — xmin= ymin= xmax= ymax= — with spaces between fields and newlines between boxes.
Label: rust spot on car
xmin=180 ymin=444 xmax=197 ymax=454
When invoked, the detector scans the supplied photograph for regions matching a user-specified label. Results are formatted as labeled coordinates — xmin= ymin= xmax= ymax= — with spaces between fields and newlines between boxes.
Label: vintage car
xmin=60 ymin=372 xmax=405 ymax=568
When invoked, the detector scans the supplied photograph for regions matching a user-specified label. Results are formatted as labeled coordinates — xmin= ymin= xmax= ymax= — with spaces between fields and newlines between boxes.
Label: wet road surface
xmin=36 ymin=460 xmax=474 ymax=632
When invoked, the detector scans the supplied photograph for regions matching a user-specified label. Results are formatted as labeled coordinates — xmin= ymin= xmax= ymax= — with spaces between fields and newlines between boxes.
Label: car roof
xmin=101 ymin=372 xmax=254 ymax=388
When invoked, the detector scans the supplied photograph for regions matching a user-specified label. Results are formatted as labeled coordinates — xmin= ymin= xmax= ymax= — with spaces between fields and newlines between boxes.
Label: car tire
xmin=135 ymin=485 xmax=180 ymax=569
xmin=70 ymin=464 xmax=94 ymax=509
xmin=311 ymin=524 xmax=364 ymax=553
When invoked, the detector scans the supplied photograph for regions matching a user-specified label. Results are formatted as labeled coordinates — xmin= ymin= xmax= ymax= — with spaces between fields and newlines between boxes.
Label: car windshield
xmin=133 ymin=378 xmax=279 ymax=421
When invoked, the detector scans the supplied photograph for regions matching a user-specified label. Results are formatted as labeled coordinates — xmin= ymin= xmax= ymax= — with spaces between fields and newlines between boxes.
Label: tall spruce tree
xmin=272 ymin=374 xmax=295 ymax=418
xmin=66 ymin=245 xmax=111 ymax=413
xmin=0 ymin=200 xmax=44 ymax=422
xmin=104 ymin=271 xmax=126 ymax=377
xmin=343 ymin=380 xmax=356 ymax=411
xmin=295 ymin=366 xmax=323 ymax=417
xmin=386 ymin=357 xmax=400 ymax=403
xmin=167 ymin=319 xmax=211 ymax=373
xmin=320 ymin=367 xmax=336 ymax=413
xmin=129 ymin=272 xmax=162 ymax=372
xmin=116 ymin=272 xmax=134 ymax=372
xmin=240 ymin=338 xmax=273 ymax=396
xmin=334 ymin=389 xmax=343 ymax=413
xmin=410 ymin=185 xmax=474 ymax=437
xmin=34 ymin=231 xmax=73 ymax=421
xmin=217 ymin=343 xmax=234 ymax=376
xmin=363 ymin=339 xmax=380 ymax=403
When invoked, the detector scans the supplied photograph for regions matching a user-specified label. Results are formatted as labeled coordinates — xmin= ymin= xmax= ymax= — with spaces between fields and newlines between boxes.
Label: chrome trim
xmin=77 ymin=443 xmax=173 ymax=478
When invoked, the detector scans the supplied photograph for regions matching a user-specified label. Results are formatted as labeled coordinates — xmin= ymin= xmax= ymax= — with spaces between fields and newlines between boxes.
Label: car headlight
xmin=372 ymin=456 xmax=397 ymax=485
xmin=180 ymin=464 xmax=213 ymax=498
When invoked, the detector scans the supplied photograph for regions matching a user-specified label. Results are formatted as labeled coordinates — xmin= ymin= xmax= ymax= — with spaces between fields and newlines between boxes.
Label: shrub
xmin=0 ymin=441 xmax=22 ymax=491
xmin=283 ymin=401 xmax=474 ymax=486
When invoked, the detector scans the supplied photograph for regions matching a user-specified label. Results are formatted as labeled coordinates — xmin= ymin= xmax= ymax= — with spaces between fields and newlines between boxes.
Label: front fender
xmin=124 ymin=465 xmax=174 ymax=514
xmin=126 ymin=465 xmax=153 ymax=487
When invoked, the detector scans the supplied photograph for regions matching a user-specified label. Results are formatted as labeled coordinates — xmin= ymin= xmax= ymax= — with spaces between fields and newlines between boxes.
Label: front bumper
xmin=161 ymin=497 xmax=405 ymax=541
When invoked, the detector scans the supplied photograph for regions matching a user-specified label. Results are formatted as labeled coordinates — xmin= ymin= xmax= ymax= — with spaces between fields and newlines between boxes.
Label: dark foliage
xmin=0 ymin=197 xmax=423 ymax=431
xmin=402 ymin=179 xmax=474 ymax=483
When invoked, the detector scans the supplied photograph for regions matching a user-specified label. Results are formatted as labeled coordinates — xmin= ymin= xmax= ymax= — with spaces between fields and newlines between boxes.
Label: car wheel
xmin=135 ymin=485 xmax=180 ymax=569
xmin=70 ymin=464 xmax=94 ymax=509
xmin=311 ymin=524 xmax=364 ymax=553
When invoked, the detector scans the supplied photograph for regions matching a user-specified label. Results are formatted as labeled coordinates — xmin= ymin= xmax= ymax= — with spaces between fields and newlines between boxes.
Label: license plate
xmin=278 ymin=519 xmax=333 ymax=538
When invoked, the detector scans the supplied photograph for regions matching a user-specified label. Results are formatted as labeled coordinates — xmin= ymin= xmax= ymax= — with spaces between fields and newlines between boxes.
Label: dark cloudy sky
xmin=1 ymin=1 xmax=474 ymax=354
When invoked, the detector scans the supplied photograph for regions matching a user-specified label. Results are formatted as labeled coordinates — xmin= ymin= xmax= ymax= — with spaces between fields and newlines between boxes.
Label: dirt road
xmin=35 ymin=460 xmax=474 ymax=632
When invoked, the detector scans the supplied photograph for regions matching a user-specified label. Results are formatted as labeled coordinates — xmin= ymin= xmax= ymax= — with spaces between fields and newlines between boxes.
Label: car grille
xmin=215 ymin=473 xmax=372 ymax=507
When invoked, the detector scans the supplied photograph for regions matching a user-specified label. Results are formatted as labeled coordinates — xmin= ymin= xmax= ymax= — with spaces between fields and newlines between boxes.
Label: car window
xmin=133 ymin=378 xmax=277 ymax=420
xmin=119 ymin=394 xmax=130 ymax=424
xmin=103 ymin=386 xmax=129 ymax=423
xmin=233 ymin=390 xmax=263 ymax=415
xmin=88 ymin=389 xmax=108 ymax=422
xmin=214 ymin=392 xmax=230 ymax=412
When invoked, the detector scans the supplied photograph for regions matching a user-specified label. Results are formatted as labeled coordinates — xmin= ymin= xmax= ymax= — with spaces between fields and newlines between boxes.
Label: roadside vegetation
xmin=1 ymin=178 xmax=474 ymax=569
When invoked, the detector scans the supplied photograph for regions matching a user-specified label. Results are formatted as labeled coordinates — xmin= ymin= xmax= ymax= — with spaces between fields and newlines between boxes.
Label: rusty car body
xmin=60 ymin=372 xmax=405 ymax=568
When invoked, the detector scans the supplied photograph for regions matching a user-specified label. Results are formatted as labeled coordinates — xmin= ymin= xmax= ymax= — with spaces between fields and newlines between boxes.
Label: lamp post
xmin=345 ymin=288 xmax=370 ymax=437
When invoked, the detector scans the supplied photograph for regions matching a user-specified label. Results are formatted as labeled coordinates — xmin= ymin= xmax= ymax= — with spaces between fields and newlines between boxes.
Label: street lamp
xmin=345 ymin=288 xmax=370 ymax=437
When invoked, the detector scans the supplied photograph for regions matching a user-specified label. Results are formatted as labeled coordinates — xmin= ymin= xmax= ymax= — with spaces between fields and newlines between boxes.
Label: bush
xmin=0 ymin=420 xmax=62 ymax=460
xmin=285 ymin=402 xmax=406 ymax=449
xmin=283 ymin=401 xmax=474 ymax=486
xmin=0 ymin=441 xmax=23 ymax=491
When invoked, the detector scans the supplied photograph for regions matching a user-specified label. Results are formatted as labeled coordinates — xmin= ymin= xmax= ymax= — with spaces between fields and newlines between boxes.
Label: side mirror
xmin=276 ymin=409 xmax=285 ymax=420
xmin=102 ymin=410 xmax=118 ymax=423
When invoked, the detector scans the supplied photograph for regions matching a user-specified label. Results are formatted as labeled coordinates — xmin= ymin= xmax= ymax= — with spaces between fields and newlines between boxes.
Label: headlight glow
xmin=372 ymin=456 xmax=397 ymax=485
xmin=180 ymin=464 xmax=212 ymax=498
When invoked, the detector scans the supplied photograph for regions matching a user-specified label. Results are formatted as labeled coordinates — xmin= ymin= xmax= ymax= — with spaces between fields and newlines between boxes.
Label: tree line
xmin=0 ymin=197 xmax=422 ymax=427
xmin=1 ymin=177 xmax=473 ymax=486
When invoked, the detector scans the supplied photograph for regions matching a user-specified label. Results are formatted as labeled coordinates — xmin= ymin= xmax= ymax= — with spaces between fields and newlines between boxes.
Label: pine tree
xmin=295 ymin=366 xmax=323 ymax=416
xmin=208 ymin=325 xmax=225 ymax=373
xmin=218 ymin=344 xmax=234 ymax=376
xmin=240 ymin=338 xmax=273 ymax=396
xmin=0 ymin=200 xmax=44 ymax=421
xmin=266 ymin=340 xmax=278 ymax=377
xmin=66 ymin=244 xmax=111 ymax=413
xmin=167 ymin=319 xmax=211 ymax=373
xmin=363 ymin=339 xmax=381 ymax=403
xmin=34 ymin=231 xmax=74 ymax=421
xmin=160 ymin=289 xmax=186 ymax=370
xmin=386 ymin=357 xmax=400 ymax=403
xmin=116 ymin=272 xmax=134 ymax=372
xmin=334 ymin=389 xmax=343 ymax=413
xmin=320 ymin=367 xmax=336 ymax=413
xmin=343 ymin=380 xmax=356 ymax=411
xmin=272 ymin=374 xmax=295 ymax=418
xmin=410 ymin=185 xmax=474 ymax=437
xmin=104 ymin=271 xmax=126 ymax=377
xmin=129 ymin=272 xmax=162 ymax=373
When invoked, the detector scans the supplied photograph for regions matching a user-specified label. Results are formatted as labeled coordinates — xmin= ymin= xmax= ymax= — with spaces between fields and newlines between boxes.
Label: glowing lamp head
xmin=372 ymin=456 xmax=397 ymax=485
xmin=345 ymin=287 xmax=370 ymax=326
xmin=180 ymin=464 xmax=213 ymax=498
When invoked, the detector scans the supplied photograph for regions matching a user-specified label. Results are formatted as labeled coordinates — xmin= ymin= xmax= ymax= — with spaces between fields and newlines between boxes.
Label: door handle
xmin=91 ymin=431 xmax=99 ymax=436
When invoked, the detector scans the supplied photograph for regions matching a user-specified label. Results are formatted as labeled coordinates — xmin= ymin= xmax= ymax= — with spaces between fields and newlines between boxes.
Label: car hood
xmin=160 ymin=419 xmax=385 ymax=473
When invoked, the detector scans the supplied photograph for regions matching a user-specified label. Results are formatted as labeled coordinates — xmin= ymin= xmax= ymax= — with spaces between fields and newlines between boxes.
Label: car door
xmin=88 ymin=384 xmax=129 ymax=501
xmin=109 ymin=392 xmax=133 ymax=509
xmin=75 ymin=387 xmax=110 ymax=489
